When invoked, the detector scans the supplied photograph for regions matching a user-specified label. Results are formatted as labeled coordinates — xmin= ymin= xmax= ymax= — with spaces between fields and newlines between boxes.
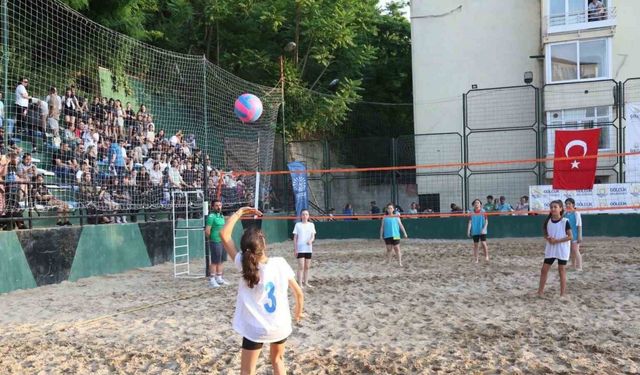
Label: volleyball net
xmin=244 ymin=147 xmax=640 ymax=220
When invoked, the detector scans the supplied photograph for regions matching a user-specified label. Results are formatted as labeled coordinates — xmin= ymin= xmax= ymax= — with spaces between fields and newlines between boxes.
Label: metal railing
xmin=545 ymin=6 xmax=616 ymax=32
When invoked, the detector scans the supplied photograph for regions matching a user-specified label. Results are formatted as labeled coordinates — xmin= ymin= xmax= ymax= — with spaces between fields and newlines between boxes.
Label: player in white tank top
xmin=538 ymin=200 xmax=573 ymax=297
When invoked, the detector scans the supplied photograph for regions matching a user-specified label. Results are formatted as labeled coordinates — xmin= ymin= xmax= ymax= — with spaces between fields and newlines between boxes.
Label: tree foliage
xmin=62 ymin=0 xmax=412 ymax=140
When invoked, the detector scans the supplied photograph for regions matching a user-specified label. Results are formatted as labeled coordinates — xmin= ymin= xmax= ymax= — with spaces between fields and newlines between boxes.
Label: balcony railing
xmin=545 ymin=6 xmax=616 ymax=35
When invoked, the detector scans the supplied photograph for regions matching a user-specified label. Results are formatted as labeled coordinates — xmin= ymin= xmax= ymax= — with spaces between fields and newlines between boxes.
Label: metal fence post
xmin=536 ymin=86 xmax=543 ymax=185
xmin=391 ymin=137 xmax=398 ymax=205
xmin=202 ymin=56 xmax=210 ymax=278
xmin=462 ymin=93 xmax=469 ymax=212
xmin=618 ymin=81 xmax=624 ymax=183
xmin=323 ymin=139 xmax=330 ymax=211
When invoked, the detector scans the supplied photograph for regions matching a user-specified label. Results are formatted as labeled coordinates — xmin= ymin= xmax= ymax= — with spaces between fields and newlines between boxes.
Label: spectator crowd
xmin=328 ymin=195 xmax=530 ymax=221
xmin=0 ymin=78 xmax=251 ymax=229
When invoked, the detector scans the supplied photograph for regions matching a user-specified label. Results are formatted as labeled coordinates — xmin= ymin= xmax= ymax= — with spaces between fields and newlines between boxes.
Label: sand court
xmin=1 ymin=238 xmax=639 ymax=374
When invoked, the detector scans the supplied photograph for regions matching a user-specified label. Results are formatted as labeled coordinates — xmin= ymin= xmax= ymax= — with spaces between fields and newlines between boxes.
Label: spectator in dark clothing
xmin=370 ymin=200 xmax=381 ymax=215
xmin=450 ymin=203 xmax=463 ymax=213
xmin=52 ymin=143 xmax=78 ymax=183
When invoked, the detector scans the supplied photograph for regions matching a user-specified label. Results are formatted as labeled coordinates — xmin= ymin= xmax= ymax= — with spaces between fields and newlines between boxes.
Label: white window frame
xmin=546 ymin=106 xmax=615 ymax=153
xmin=545 ymin=38 xmax=612 ymax=84
xmin=548 ymin=0 xmax=589 ymax=24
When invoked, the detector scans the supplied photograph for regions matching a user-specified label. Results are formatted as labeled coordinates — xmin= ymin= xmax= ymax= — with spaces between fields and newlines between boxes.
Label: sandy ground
xmin=0 ymin=238 xmax=639 ymax=374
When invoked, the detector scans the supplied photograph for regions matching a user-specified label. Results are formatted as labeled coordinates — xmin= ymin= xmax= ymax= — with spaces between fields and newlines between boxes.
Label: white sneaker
xmin=209 ymin=278 xmax=220 ymax=288
xmin=114 ymin=217 xmax=122 ymax=223
xmin=121 ymin=216 xmax=128 ymax=224
xmin=216 ymin=276 xmax=227 ymax=285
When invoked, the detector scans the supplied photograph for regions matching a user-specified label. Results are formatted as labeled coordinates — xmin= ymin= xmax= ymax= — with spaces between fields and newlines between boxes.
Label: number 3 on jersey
xmin=264 ymin=281 xmax=277 ymax=313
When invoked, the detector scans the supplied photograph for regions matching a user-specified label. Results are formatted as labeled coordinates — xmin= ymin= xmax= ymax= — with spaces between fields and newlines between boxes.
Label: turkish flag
xmin=552 ymin=129 xmax=601 ymax=190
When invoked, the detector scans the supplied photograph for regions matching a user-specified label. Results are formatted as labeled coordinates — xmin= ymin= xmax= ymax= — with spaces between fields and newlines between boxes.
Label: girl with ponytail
xmin=220 ymin=206 xmax=304 ymax=375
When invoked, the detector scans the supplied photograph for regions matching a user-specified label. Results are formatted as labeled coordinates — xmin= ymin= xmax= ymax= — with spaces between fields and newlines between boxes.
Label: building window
xmin=579 ymin=39 xmax=607 ymax=79
xmin=547 ymin=38 xmax=610 ymax=83
xmin=547 ymin=106 xmax=613 ymax=151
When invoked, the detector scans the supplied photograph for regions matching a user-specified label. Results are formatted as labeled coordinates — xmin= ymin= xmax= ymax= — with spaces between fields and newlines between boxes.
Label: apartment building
xmin=410 ymin=0 xmax=640 ymax=210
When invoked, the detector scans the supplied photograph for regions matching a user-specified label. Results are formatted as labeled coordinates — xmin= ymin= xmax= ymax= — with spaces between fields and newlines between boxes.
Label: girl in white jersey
xmin=220 ymin=207 xmax=304 ymax=375
xmin=537 ymin=200 xmax=572 ymax=297
xmin=293 ymin=209 xmax=316 ymax=288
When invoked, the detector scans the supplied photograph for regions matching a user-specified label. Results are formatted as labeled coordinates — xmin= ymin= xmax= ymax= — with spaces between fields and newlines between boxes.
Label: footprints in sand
xmin=0 ymin=238 xmax=637 ymax=373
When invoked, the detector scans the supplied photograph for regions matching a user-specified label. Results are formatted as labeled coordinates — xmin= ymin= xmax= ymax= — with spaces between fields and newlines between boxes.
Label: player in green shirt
xmin=205 ymin=199 xmax=227 ymax=287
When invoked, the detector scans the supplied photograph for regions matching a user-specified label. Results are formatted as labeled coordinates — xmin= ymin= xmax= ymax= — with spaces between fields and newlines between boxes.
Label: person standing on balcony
xmin=588 ymin=0 xmax=605 ymax=22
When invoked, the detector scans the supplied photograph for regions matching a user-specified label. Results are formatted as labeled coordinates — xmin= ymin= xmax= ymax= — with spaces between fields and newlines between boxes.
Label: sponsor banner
xmin=626 ymin=103 xmax=640 ymax=182
xmin=529 ymin=183 xmax=640 ymax=214
xmin=287 ymin=161 xmax=309 ymax=218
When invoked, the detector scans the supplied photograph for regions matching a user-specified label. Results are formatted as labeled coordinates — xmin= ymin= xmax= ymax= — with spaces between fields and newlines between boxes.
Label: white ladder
xmin=172 ymin=190 xmax=206 ymax=278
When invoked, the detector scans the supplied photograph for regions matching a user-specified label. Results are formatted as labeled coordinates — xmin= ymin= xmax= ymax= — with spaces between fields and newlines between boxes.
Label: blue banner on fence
xmin=287 ymin=161 xmax=309 ymax=218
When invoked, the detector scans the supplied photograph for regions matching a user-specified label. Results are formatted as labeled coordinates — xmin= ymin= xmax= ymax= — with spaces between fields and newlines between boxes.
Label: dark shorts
xmin=544 ymin=258 xmax=568 ymax=266
xmin=472 ymin=234 xmax=487 ymax=243
xmin=242 ymin=337 xmax=287 ymax=350
xmin=296 ymin=252 xmax=312 ymax=259
xmin=63 ymin=107 xmax=75 ymax=117
xmin=209 ymin=242 xmax=226 ymax=264
xmin=384 ymin=237 xmax=400 ymax=245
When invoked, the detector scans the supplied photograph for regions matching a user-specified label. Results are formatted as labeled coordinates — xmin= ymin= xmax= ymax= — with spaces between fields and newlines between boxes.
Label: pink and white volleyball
xmin=234 ymin=93 xmax=263 ymax=123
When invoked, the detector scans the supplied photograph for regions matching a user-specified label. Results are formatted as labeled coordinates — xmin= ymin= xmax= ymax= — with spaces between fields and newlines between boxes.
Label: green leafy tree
xmin=63 ymin=0 xmax=159 ymax=40
xmin=343 ymin=1 xmax=413 ymax=138
xmin=62 ymin=0 xmax=412 ymax=140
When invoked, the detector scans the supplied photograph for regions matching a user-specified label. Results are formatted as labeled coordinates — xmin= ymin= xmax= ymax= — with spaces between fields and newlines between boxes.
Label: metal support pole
xmin=462 ymin=93 xmax=469 ymax=212
xmin=202 ymin=56 xmax=210 ymax=278
xmin=391 ymin=137 xmax=398 ymax=205
xmin=536 ymin=86 xmax=543 ymax=185
xmin=3 ymin=0 xmax=8 ymax=151
xmin=280 ymin=56 xmax=288 ymax=214
xmin=618 ymin=81 xmax=624 ymax=183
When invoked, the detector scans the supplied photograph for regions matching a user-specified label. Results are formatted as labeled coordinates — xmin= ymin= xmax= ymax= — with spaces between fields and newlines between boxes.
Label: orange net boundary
xmin=229 ymin=151 xmax=640 ymax=220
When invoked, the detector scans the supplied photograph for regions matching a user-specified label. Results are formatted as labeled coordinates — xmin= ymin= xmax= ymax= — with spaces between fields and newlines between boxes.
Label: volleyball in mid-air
xmin=234 ymin=93 xmax=263 ymax=123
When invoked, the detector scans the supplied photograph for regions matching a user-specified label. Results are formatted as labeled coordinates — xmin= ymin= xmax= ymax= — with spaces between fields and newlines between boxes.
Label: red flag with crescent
xmin=552 ymin=128 xmax=601 ymax=189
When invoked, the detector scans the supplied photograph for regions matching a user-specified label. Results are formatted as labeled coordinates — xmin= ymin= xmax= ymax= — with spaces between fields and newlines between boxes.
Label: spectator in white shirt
xmin=0 ymin=92 xmax=5 ymax=129
xmin=15 ymin=77 xmax=30 ymax=135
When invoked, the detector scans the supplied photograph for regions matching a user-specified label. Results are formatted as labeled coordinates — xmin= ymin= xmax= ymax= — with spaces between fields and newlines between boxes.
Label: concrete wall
xmin=411 ymin=0 xmax=543 ymax=135
xmin=613 ymin=1 xmax=640 ymax=81
xmin=411 ymin=1 xmax=543 ymax=209
xmin=0 ymin=219 xmax=289 ymax=295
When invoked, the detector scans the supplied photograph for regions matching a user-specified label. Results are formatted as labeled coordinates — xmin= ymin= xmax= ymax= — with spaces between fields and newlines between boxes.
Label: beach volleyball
xmin=234 ymin=93 xmax=263 ymax=123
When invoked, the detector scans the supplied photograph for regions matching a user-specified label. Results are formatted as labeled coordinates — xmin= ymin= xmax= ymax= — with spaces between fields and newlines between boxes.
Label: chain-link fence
xmin=542 ymin=79 xmax=621 ymax=183
xmin=464 ymin=85 xmax=540 ymax=211
xmin=271 ymin=133 xmax=463 ymax=216
xmin=268 ymin=78 xmax=639 ymax=217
